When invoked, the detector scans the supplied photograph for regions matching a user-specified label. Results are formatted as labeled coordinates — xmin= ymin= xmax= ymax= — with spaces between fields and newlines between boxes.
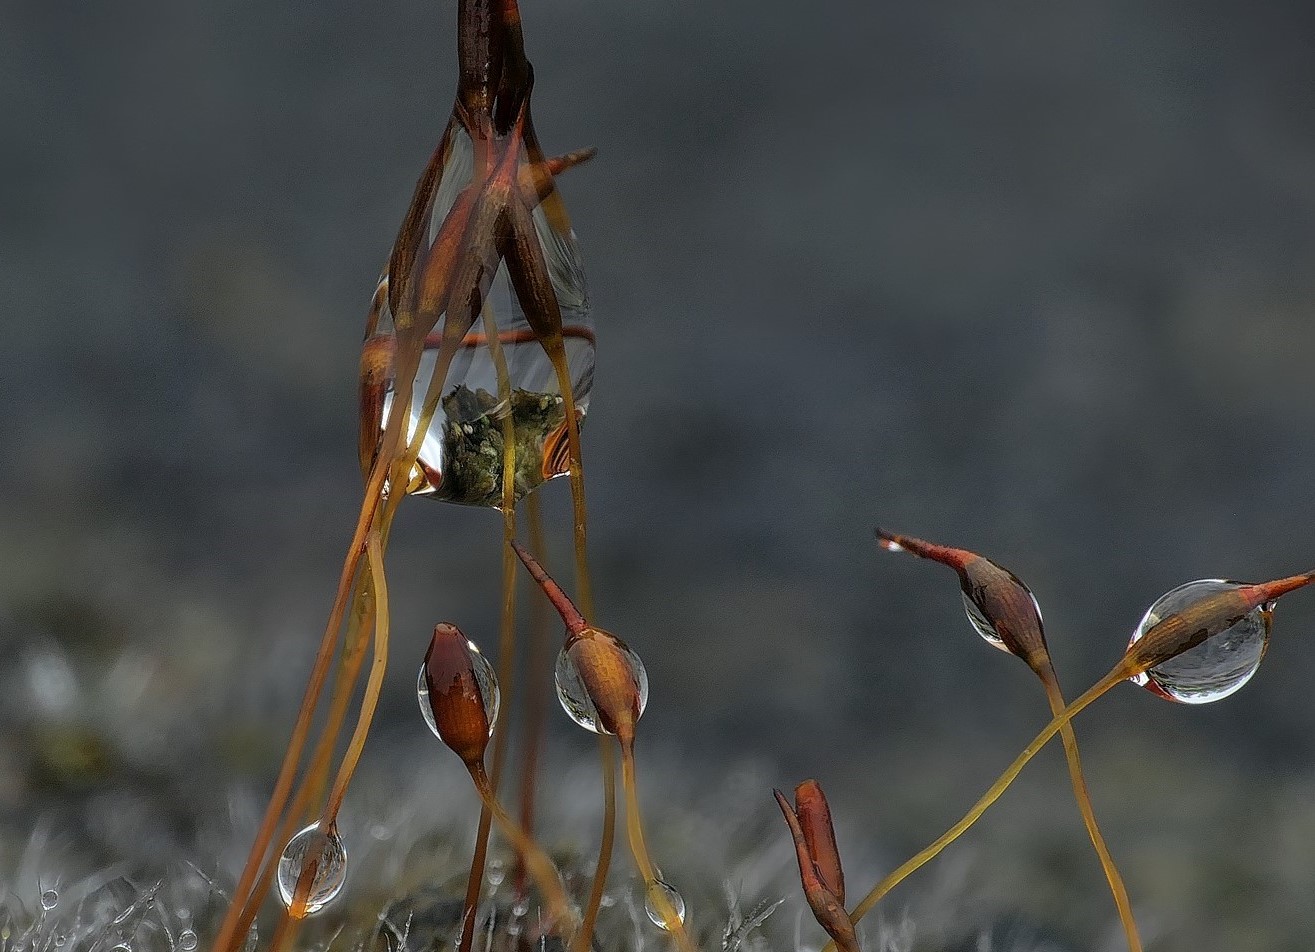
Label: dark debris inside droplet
xmin=434 ymin=386 xmax=568 ymax=507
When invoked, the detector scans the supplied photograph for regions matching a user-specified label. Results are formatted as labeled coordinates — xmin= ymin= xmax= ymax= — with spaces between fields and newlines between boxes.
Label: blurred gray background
xmin=6 ymin=0 xmax=1315 ymax=948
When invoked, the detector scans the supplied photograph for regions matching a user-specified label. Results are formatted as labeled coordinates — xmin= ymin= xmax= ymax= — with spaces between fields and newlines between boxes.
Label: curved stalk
xmin=823 ymin=665 xmax=1131 ymax=952
xmin=468 ymin=761 xmax=579 ymax=935
xmin=619 ymin=740 xmax=699 ymax=952
xmin=1037 ymin=666 xmax=1142 ymax=952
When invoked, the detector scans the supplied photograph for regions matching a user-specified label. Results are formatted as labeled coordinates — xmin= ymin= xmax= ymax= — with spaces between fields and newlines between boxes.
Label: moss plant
xmin=13 ymin=2 xmax=1315 ymax=952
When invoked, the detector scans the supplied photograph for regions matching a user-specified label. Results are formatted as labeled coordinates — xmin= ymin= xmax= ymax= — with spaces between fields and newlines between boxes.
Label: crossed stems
xmin=819 ymin=568 xmax=1315 ymax=952
xmin=210 ymin=1 xmax=610 ymax=949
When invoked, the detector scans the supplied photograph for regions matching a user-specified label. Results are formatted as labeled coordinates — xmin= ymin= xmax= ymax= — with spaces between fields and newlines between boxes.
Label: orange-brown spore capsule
xmin=423 ymin=623 xmax=498 ymax=765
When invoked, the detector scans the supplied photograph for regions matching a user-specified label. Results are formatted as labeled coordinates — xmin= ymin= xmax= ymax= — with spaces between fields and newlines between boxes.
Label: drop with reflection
xmin=643 ymin=879 xmax=686 ymax=930
xmin=1127 ymin=579 xmax=1271 ymax=704
xmin=276 ymin=823 xmax=348 ymax=916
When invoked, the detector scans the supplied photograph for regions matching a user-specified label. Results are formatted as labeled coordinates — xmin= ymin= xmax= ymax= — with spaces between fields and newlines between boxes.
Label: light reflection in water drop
xmin=644 ymin=879 xmax=686 ymax=930
xmin=554 ymin=639 xmax=648 ymax=734
xmin=416 ymin=640 xmax=501 ymax=741
xmin=1127 ymin=579 xmax=1270 ymax=704
xmin=276 ymin=823 xmax=348 ymax=916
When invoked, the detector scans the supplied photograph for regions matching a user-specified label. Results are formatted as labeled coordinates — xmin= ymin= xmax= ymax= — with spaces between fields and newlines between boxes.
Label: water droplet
xmin=178 ymin=931 xmax=198 ymax=951
xmin=364 ymin=131 xmax=594 ymax=510
xmin=110 ymin=944 xmax=132 ymax=952
xmin=961 ymin=591 xmax=1006 ymax=651
xmin=555 ymin=637 xmax=648 ymax=734
xmin=417 ymin=640 xmax=500 ymax=740
xmin=40 ymin=890 xmax=58 ymax=911
xmin=276 ymin=823 xmax=348 ymax=916
xmin=242 ymin=925 xmax=259 ymax=952
xmin=486 ymin=859 xmax=506 ymax=888
xmin=511 ymin=900 xmax=529 ymax=919
xmin=644 ymin=880 xmax=686 ymax=930
xmin=54 ymin=936 xmax=65 ymax=947
xmin=1128 ymin=579 xmax=1270 ymax=704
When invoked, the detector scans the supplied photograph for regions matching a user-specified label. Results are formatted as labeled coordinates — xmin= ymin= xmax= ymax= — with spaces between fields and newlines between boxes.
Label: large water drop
xmin=1127 ymin=579 xmax=1270 ymax=704
xmin=363 ymin=129 xmax=594 ymax=509
xmin=276 ymin=823 xmax=347 ymax=916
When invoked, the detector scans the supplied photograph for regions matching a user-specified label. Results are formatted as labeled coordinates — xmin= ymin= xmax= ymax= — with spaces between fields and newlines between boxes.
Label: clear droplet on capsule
xmin=416 ymin=640 xmax=500 ymax=740
xmin=554 ymin=641 xmax=649 ymax=734
xmin=276 ymin=823 xmax=348 ymax=916
xmin=644 ymin=879 xmax=687 ymax=930
xmin=960 ymin=591 xmax=1007 ymax=651
xmin=178 ymin=931 xmax=198 ymax=952
xmin=39 ymin=890 xmax=58 ymax=911
xmin=1127 ymin=579 xmax=1271 ymax=704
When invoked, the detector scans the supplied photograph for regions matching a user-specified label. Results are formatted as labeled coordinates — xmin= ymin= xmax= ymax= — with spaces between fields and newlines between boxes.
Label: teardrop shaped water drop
xmin=554 ymin=638 xmax=648 ymax=734
xmin=644 ymin=880 xmax=686 ymax=930
xmin=1128 ymin=579 xmax=1270 ymax=704
xmin=961 ymin=590 xmax=1007 ymax=652
xmin=416 ymin=641 xmax=500 ymax=741
xmin=362 ymin=127 xmax=595 ymax=509
xmin=178 ymin=931 xmax=198 ymax=952
xmin=276 ymin=823 xmax=348 ymax=916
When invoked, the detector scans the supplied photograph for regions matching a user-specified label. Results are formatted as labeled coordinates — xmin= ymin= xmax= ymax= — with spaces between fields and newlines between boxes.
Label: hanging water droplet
xmin=363 ymin=129 xmax=595 ymax=510
xmin=1128 ymin=579 xmax=1270 ymax=704
xmin=39 ymin=890 xmax=58 ymax=911
xmin=555 ymin=637 xmax=648 ymax=734
xmin=486 ymin=859 xmax=506 ymax=888
xmin=54 ymin=936 xmax=65 ymax=947
xmin=241 ymin=925 xmax=259 ymax=952
xmin=416 ymin=639 xmax=500 ymax=740
xmin=110 ymin=944 xmax=132 ymax=952
xmin=178 ymin=931 xmax=198 ymax=952
xmin=276 ymin=823 xmax=348 ymax=916
xmin=961 ymin=591 xmax=1006 ymax=652
xmin=643 ymin=880 xmax=686 ymax=930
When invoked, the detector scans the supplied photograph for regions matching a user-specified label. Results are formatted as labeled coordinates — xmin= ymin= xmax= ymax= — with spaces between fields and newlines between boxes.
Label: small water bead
xmin=643 ymin=880 xmax=686 ymax=931
xmin=416 ymin=641 xmax=500 ymax=741
xmin=276 ymin=823 xmax=348 ymax=916
xmin=39 ymin=891 xmax=58 ymax=911
xmin=554 ymin=640 xmax=648 ymax=734
xmin=961 ymin=591 xmax=1006 ymax=652
xmin=1128 ymin=579 xmax=1271 ymax=704
xmin=178 ymin=931 xmax=198 ymax=952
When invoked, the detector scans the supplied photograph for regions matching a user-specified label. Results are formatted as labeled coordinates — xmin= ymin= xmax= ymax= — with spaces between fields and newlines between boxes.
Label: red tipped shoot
xmin=874 ymin=527 xmax=974 ymax=571
xmin=775 ymin=786 xmax=859 ymax=952
xmin=1243 ymin=570 xmax=1315 ymax=605
xmin=511 ymin=540 xmax=588 ymax=635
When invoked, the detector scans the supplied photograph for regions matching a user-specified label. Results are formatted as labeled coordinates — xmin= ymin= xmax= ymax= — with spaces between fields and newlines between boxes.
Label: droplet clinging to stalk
xmin=276 ymin=823 xmax=347 ymax=917
xmin=1121 ymin=571 xmax=1315 ymax=699
xmin=1128 ymin=580 xmax=1270 ymax=703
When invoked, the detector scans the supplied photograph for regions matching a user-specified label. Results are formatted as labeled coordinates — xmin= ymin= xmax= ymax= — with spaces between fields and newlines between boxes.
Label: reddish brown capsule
xmin=876 ymin=528 xmax=1049 ymax=675
xmin=419 ymin=623 xmax=501 ymax=766
xmin=775 ymin=783 xmax=858 ymax=952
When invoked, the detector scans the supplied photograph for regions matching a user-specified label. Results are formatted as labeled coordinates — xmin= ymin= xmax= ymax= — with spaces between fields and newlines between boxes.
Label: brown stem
xmin=468 ymin=760 xmax=578 ymax=935
xmin=823 ymin=664 xmax=1134 ymax=952
xmin=515 ymin=494 xmax=552 ymax=900
xmin=1037 ymin=666 xmax=1142 ymax=952
xmin=619 ymin=739 xmax=698 ymax=952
